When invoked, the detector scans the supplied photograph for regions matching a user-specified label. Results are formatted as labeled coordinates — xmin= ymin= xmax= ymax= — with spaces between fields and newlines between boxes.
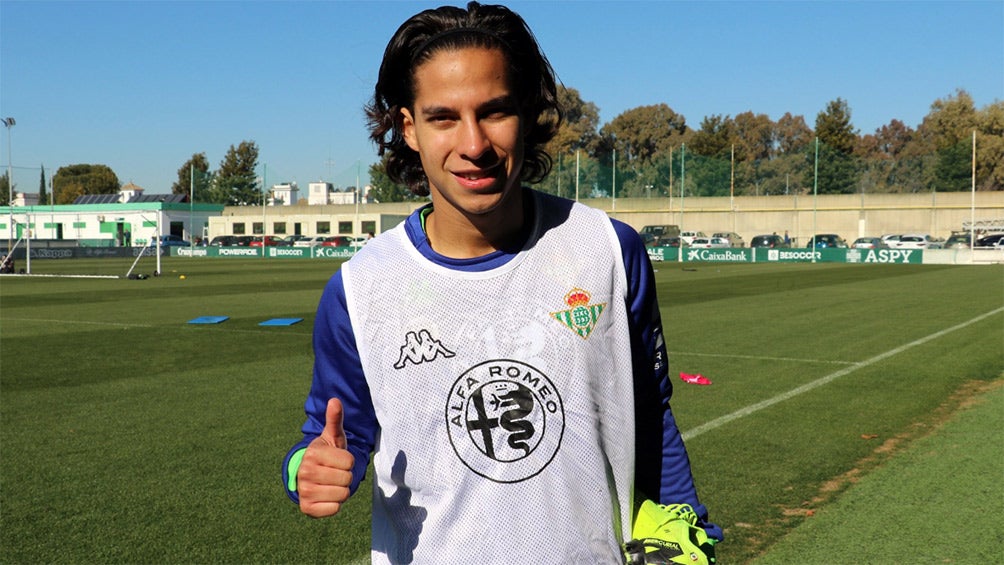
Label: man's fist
xmin=297 ymin=398 xmax=355 ymax=518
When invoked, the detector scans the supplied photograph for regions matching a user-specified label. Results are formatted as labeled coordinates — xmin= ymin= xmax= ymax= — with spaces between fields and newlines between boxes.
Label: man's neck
xmin=423 ymin=189 xmax=531 ymax=259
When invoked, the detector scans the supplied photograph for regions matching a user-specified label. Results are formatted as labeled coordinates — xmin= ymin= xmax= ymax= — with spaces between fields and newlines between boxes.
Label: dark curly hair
xmin=365 ymin=2 xmax=562 ymax=196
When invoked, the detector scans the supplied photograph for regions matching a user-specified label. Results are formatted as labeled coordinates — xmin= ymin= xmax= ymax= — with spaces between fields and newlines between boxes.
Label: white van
xmin=680 ymin=230 xmax=707 ymax=245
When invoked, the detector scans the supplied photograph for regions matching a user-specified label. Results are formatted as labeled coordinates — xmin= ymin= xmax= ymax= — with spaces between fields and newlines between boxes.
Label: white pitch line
xmin=2 ymin=317 xmax=312 ymax=336
xmin=681 ymin=306 xmax=1004 ymax=441
xmin=671 ymin=351 xmax=857 ymax=366
xmin=2 ymin=317 xmax=154 ymax=328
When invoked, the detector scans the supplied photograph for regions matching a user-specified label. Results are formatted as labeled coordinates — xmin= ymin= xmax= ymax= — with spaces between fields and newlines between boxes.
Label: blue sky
xmin=2 ymin=1 xmax=1001 ymax=195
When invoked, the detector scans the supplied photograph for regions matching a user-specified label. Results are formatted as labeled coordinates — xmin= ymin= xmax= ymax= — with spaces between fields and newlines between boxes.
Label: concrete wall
xmin=212 ymin=191 xmax=1004 ymax=244
xmin=596 ymin=191 xmax=1003 ymax=244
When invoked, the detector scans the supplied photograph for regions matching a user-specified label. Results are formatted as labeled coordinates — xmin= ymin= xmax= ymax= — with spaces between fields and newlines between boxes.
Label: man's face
xmin=400 ymin=47 xmax=525 ymax=220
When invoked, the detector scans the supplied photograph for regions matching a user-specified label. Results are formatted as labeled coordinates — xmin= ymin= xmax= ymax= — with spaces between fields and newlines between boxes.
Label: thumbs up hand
xmin=298 ymin=398 xmax=355 ymax=518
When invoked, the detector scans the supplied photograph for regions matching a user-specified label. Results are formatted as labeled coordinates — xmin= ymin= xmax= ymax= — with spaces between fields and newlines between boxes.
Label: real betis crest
xmin=551 ymin=288 xmax=605 ymax=339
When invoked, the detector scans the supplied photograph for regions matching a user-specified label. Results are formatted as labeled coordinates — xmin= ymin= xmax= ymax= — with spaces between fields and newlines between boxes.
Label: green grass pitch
xmin=1 ymin=258 xmax=1001 ymax=563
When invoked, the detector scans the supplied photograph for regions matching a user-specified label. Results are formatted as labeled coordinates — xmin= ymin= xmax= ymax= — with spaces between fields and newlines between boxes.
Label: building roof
xmin=72 ymin=192 xmax=188 ymax=204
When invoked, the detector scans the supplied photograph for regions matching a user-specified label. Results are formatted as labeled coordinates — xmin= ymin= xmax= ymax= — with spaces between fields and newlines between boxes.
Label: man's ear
xmin=400 ymin=108 xmax=419 ymax=152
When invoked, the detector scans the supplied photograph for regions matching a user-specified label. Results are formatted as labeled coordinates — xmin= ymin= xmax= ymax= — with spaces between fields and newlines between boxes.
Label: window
xmin=317 ymin=221 xmax=331 ymax=234
xmin=252 ymin=222 xmax=263 ymax=235
xmin=233 ymin=223 xmax=246 ymax=235
xmin=361 ymin=221 xmax=376 ymax=235
xmin=273 ymin=222 xmax=286 ymax=235
xmin=338 ymin=221 xmax=353 ymax=235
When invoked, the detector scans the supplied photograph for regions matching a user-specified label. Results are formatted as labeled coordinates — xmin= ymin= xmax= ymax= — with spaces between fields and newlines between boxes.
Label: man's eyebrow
xmin=419 ymin=95 xmax=517 ymax=116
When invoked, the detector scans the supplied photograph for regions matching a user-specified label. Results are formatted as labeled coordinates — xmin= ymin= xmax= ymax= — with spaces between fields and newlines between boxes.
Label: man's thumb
xmin=321 ymin=397 xmax=347 ymax=449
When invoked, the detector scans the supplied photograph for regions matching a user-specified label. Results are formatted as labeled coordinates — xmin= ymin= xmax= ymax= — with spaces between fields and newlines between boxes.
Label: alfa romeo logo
xmin=445 ymin=360 xmax=564 ymax=483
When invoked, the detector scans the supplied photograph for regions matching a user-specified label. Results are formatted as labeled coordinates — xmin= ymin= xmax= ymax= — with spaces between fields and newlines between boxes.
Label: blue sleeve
xmin=612 ymin=219 xmax=723 ymax=542
xmin=282 ymin=269 xmax=378 ymax=504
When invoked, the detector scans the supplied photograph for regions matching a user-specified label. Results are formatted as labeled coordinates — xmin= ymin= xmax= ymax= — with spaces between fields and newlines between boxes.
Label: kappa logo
xmin=445 ymin=360 xmax=565 ymax=483
xmin=393 ymin=329 xmax=455 ymax=369
xmin=551 ymin=288 xmax=606 ymax=339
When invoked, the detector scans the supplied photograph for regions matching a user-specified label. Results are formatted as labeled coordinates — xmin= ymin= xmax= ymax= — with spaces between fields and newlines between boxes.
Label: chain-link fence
xmin=533 ymin=137 xmax=999 ymax=200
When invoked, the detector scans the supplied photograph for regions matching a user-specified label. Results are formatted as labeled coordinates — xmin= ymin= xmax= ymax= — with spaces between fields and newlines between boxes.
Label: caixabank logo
xmin=445 ymin=360 xmax=564 ymax=483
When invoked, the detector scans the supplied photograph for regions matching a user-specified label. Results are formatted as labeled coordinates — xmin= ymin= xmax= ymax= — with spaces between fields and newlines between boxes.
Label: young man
xmin=283 ymin=3 xmax=720 ymax=562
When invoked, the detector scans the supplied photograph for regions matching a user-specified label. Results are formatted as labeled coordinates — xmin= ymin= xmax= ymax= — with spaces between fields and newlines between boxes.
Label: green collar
xmin=420 ymin=205 xmax=434 ymax=234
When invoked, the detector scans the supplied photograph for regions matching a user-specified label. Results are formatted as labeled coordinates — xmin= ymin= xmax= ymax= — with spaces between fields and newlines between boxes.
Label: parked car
xmin=852 ymin=237 xmax=889 ymax=250
xmin=659 ymin=236 xmax=681 ymax=248
xmin=880 ymin=234 xmax=902 ymax=246
xmin=157 ymin=234 xmax=191 ymax=247
xmin=976 ymin=233 xmax=1004 ymax=248
xmin=750 ymin=234 xmax=788 ymax=248
xmin=893 ymin=233 xmax=938 ymax=249
xmin=209 ymin=235 xmax=238 ymax=247
xmin=248 ymin=235 xmax=281 ymax=247
xmin=277 ymin=235 xmax=310 ymax=247
xmin=233 ymin=235 xmax=257 ymax=246
xmin=807 ymin=234 xmax=848 ymax=248
xmin=321 ymin=236 xmax=353 ymax=247
xmin=294 ymin=236 xmax=327 ymax=248
xmin=691 ymin=237 xmax=730 ymax=249
xmin=680 ymin=230 xmax=707 ymax=245
xmin=639 ymin=224 xmax=681 ymax=246
xmin=712 ymin=232 xmax=745 ymax=247
xmin=943 ymin=233 xmax=972 ymax=249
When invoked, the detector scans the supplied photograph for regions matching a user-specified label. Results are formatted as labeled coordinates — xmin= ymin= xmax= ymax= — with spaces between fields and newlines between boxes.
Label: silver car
xmin=852 ymin=237 xmax=889 ymax=250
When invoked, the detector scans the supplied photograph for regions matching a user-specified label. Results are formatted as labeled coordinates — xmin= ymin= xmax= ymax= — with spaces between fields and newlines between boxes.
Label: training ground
xmin=1 ymin=257 xmax=1001 ymax=563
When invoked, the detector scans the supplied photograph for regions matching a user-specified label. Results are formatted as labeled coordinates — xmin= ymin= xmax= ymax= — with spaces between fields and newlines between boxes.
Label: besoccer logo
xmin=767 ymin=249 xmax=780 ymax=261
xmin=445 ymin=360 xmax=564 ymax=483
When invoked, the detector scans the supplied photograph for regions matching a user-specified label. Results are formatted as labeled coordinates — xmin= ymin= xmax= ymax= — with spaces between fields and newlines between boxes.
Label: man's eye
xmin=483 ymin=107 xmax=517 ymax=121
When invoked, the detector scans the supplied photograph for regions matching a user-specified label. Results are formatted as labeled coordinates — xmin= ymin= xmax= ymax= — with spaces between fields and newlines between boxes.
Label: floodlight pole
xmin=812 ymin=137 xmax=819 ymax=264
xmin=679 ymin=143 xmax=686 ymax=263
xmin=261 ymin=163 xmax=267 ymax=259
xmin=3 ymin=117 xmax=14 ymax=255
xmin=155 ymin=213 xmax=162 ymax=275
xmin=355 ymin=160 xmax=361 ymax=238
xmin=575 ymin=149 xmax=580 ymax=203
xmin=189 ymin=163 xmax=194 ymax=254
xmin=611 ymin=148 xmax=616 ymax=211
xmin=970 ymin=130 xmax=976 ymax=256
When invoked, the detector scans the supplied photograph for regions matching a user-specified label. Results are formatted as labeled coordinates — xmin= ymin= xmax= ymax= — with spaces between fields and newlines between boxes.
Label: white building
xmin=1 ymin=197 xmax=224 ymax=248
xmin=307 ymin=181 xmax=373 ymax=206
xmin=270 ymin=182 xmax=299 ymax=206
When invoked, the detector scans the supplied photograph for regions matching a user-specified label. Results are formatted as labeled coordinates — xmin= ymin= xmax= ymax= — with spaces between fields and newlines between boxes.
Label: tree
xmin=52 ymin=164 xmax=120 ymax=204
xmin=602 ymin=104 xmax=686 ymax=165
xmin=976 ymin=101 xmax=1004 ymax=191
xmin=172 ymin=153 xmax=213 ymax=202
xmin=732 ymin=111 xmax=775 ymax=162
xmin=368 ymin=157 xmax=420 ymax=203
xmin=38 ymin=165 xmax=48 ymax=205
xmin=599 ymin=104 xmax=687 ymax=196
xmin=919 ymin=89 xmax=978 ymax=149
xmin=775 ymin=113 xmax=813 ymax=156
xmin=811 ymin=99 xmax=859 ymax=194
xmin=689 ymin=114 xmax=734 ymax=158
xmin=0 ymin=172 xmax=10 ymax=206
xmin=545 ymin=85 xmax=601 ymax=156
xmin=915 ymin=89 xmax=990 ymax=192
xmin=856 ymin=120 xmax=918 ymax=193
xmin=816 ymin=98 xmax=858 ymax=153
xmin=211 ymin=141 xmax=260 ymax=205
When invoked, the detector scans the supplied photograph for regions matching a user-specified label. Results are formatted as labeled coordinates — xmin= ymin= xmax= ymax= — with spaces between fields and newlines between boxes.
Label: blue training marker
xmin=187 ymin=316 xmax=230 ymax=324
xmin=259 ymin=318 xmax=303 ymax=326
